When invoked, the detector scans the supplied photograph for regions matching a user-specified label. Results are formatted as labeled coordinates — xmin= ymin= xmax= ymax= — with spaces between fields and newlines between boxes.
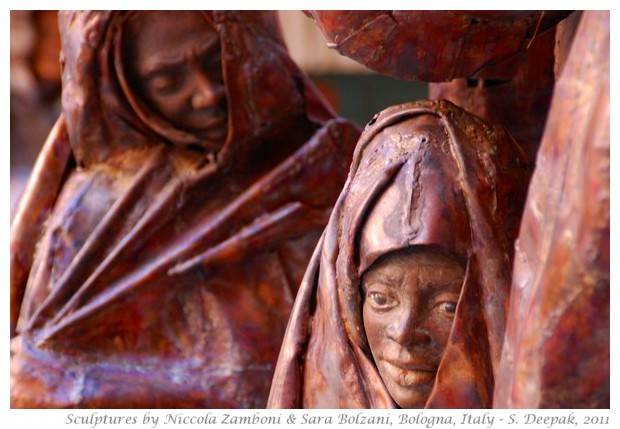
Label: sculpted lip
xmin=188 ymin=109 xmax=228 ymax=141
xmin=192 ymin=108 xmax=227 ymax=127
xmin=382 ymin=360 xmax=437 ymax=388
xmin=202 ymin=114 xmax=227 ymax=131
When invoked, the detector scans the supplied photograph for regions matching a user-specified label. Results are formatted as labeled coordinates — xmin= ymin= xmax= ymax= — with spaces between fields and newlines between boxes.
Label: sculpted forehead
xmin=124 ymin=11 xmax=217 ymax=74
xmin=363 ymin=247 xmax=465 ymax=284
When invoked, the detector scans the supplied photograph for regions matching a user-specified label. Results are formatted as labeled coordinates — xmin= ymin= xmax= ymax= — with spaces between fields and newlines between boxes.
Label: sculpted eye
xmin=149 ymin=75 xmax=181 ymax=94
xmin=440 ymin=301 xmax=457 ymax=315
xmin=367 ymin=291 xmax=398 ymax=310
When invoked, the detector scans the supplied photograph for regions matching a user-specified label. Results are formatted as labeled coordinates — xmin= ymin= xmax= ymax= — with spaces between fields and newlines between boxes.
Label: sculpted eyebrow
xmin=365 ymin=272 xmax=401 ymax=288
xmin=141 ymin=38 xmax=219 ymax=81
xmin=142 ymin=60 xmax=182 ymax=81
xmin=425 ymin=278 xmax=464 ymax=293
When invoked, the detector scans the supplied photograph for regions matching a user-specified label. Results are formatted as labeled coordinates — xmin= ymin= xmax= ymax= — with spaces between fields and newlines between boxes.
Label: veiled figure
xmin=10 ymin=11 xmax=359 ymax=408
xmin=268 ymin=100 xmax=530 ymax=408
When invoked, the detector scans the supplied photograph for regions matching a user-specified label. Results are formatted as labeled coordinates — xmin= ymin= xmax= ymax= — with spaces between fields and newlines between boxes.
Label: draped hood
xmin=58 ymin=10 xmax=334 ymax=166
xmin=268 ymin=99 xmax=530 ymax=408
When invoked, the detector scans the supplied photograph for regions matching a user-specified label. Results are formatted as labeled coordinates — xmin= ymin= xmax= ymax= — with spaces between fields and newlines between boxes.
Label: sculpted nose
xmin=385 ymin=309 xmax=431 ymax=346
xmin=191 ymin=72 xmax=223 ymax=109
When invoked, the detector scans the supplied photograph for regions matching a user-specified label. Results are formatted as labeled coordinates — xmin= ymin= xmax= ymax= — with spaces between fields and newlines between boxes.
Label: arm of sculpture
xmin=10 ymin=116 xmax=72 ymax=337
xmin=167 ymin=118 xmax=358 ymax=277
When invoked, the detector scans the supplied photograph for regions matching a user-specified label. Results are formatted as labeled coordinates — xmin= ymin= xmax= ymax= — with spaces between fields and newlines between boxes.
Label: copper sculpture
xmin=494 ymin=10 xmax=609 ymax=408
xmin=268 ymin=100 xmax=530 ymax=408
xmin=10 ymin=10 xmax=360 ymax=408
xmin=305 ymin=11 xmax=571 ymax=163
xmin=300 ymin=10 xmax=609 ymax=409
xmin=428 ymin=27 xmax=557 ymax=163
xmin=304 ymin=11 xmax=570 ymax=82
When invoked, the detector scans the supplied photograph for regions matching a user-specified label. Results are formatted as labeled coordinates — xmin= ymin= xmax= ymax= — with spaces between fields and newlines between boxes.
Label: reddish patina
xmin=305 ymin=11 xmax=570 ymax=82
xmin=494 ymin=10 xmax=609 ymax=408
xmin=10 ymin=11 xmax=360 ymax=408
xmin=268 ymin=100 xmax=530 ymax=408
xmin=428 ymin=27 xmax=557 ymax=163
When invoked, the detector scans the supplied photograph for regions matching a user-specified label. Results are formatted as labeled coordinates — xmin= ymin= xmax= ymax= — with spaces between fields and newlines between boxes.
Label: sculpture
xmin=494 ymin=10 xmax=609 ymax=408
xmin=268 ymin=100 xmax=530 ymax=408
xmin=304 ymin=11 xmax=569 ymax=82
xmin=297 ymin=10 xmax=610 ymax=408
xmin=304 ymin=11 xmax=571 ymax=163
xmin=10 ymin=10 xmax=360 ymax=408
xmin=361 ymin=247 xmax=465 ymax=408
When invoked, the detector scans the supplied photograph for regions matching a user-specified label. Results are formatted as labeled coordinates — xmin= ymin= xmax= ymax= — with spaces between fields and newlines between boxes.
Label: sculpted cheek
xmin=428 ymin=316 xmax=454 ymax=349
xmin=364 ymin=308 xmax=384 ymax=353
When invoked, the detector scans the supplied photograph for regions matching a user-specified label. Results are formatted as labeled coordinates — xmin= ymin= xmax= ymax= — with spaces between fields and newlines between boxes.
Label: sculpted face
xmin=124 ymin=11 xmax=228 ymax=145
xmin=362 ymin=247 xmax=465 ymax=408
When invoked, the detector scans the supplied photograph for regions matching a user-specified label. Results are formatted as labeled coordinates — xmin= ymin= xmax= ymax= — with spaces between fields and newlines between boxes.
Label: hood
xmin=58 ymin=11 xmax=333 ymax=166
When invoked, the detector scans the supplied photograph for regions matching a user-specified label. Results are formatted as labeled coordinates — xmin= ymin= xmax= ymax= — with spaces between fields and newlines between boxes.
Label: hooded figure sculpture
xmin=10 ymin=11 xmax=359 ymax=408
xmin=268 ymin=100 xmax=529 ymax=408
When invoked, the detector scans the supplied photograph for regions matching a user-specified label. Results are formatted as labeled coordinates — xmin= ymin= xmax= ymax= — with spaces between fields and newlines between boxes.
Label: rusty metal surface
xmin=305 ymin=11 xmax=570 ymax=82
xmin=494 ymin=10 xmax=609 ymax=408
xmin=429 ymin=27 xmax=557 ymax=163
xmin=268 ymin=100 xmax=530 ymax=408
xmin=10 ymin=11 xmax=360 ymax=408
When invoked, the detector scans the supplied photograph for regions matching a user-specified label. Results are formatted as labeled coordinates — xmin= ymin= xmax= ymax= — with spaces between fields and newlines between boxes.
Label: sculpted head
xmin=122 ymin=11 xmax=228 ymax=146
xmin=361 ymin=246 xmax=465 ymax=408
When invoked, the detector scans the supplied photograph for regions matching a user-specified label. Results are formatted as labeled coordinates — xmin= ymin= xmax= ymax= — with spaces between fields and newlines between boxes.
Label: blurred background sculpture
xmin=304 ymin=11 xmax=569 ymax=82
xmin=268 ymin=100 xmax=530 ymax=408
xmin=10 ymin=10 xmax=359 ymax=408
xmin=10 ymin=11 xmax=62 ymax=216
